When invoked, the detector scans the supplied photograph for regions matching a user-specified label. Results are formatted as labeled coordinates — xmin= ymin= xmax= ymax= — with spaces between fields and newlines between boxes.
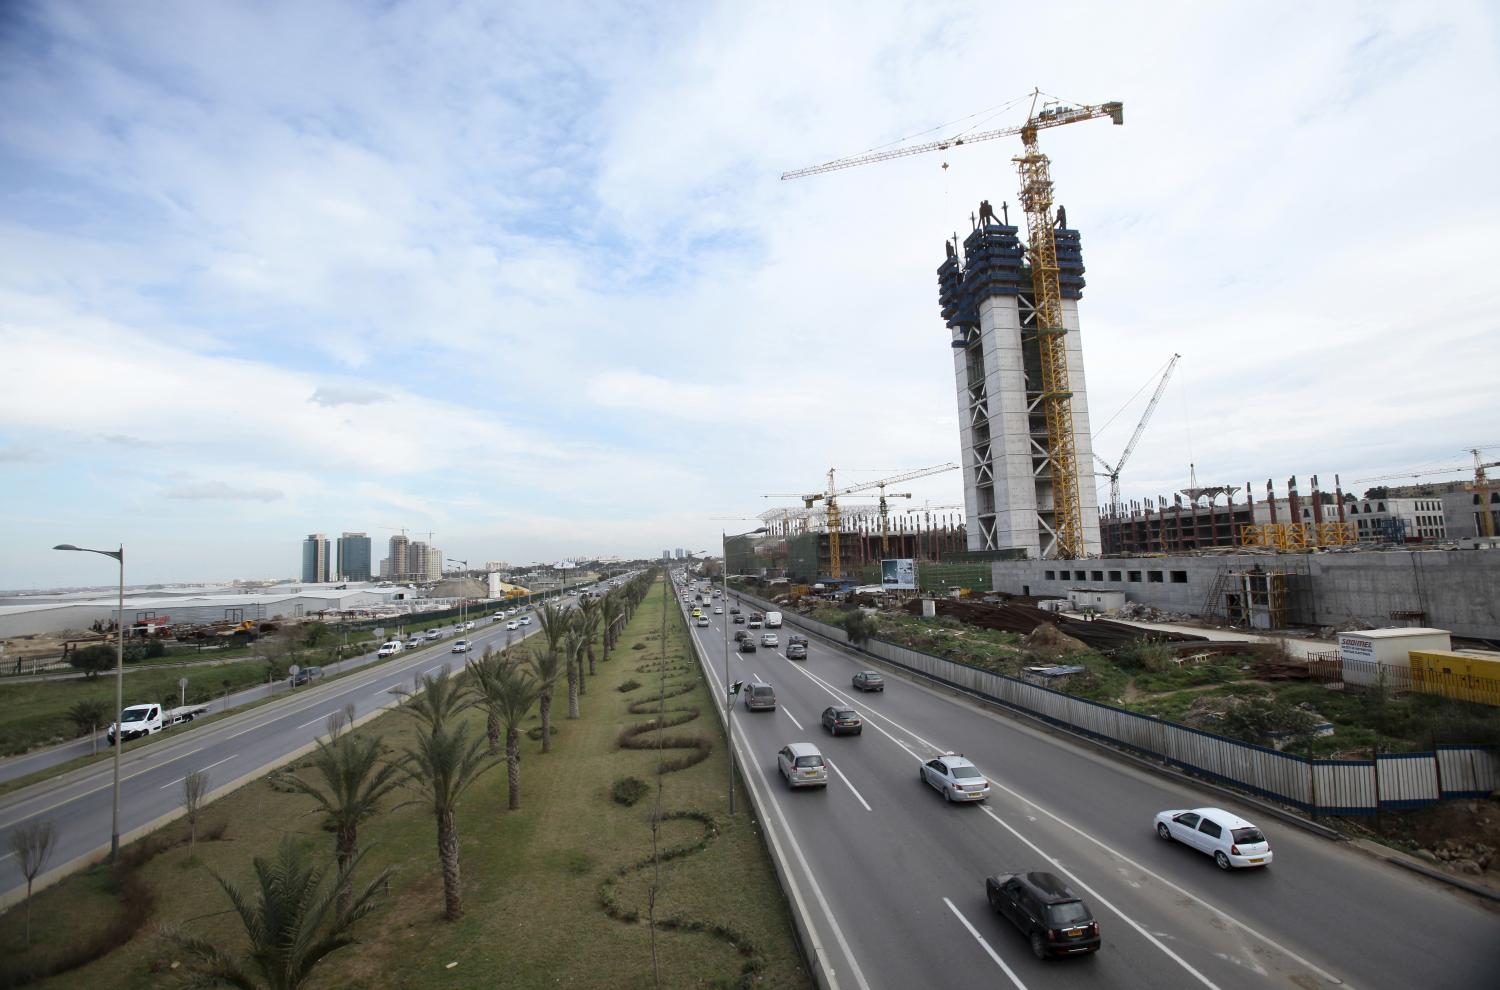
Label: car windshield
xmin=794 ymin=756 xmax=824 ymax=768
xmin=1231 ymin=826 xmax=1266 ymax=844
xmin=122 ymin=708 xmax=151 ymax=722
xmin=1046 ymin=902 xmax=1090 ymax=926
xmin=951 ymin=765 xmax=983 ymax=780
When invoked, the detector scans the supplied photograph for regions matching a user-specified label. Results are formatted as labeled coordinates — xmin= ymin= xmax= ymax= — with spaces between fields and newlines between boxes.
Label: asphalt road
xmin=0 ymin=595 xmax=590 ymax=906
xmin=678 ymin=581 xmax=1500 ymax=990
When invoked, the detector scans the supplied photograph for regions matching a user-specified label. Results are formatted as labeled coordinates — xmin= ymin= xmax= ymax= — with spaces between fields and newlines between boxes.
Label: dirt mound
xmin=1021 ymin=622 xmax=1089 ymax=657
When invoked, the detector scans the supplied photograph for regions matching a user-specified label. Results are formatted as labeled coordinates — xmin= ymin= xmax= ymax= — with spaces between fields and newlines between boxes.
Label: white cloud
xmin=3 ymin=0 xmax=1498 ymax=585
xmin=165 ymin=480 xmax=285 ymax=502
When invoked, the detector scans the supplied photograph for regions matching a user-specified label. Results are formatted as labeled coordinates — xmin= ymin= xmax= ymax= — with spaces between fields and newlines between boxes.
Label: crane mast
xmin=782 ymin=91 xmax=1122 ymax=559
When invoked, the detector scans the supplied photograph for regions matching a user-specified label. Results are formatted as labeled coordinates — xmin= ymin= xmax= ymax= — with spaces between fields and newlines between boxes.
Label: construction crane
xmin=765 ymin=463 xmax=959 ymax=580
xmin=1093 ymin=353 xmax=1180 ymax=513
xmin=783 ymin=89 xmax=1123 ymax=559
xmin=1353 ymin=449 xmax=1499 ymax=538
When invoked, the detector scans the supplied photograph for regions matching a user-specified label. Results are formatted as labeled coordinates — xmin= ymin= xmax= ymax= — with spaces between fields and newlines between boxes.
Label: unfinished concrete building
xmin=938 ymin=206 xmax=1101 ymax=559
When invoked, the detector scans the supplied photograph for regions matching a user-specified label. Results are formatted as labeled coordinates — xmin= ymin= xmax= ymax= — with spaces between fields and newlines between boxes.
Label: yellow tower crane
xmin=1353 ymin=448 xmax=1500 ymax=539
xmin=765 ymin=463 xmax=959 ymax=580
xmin=782 ymin=90 xmax=1123 ymax=559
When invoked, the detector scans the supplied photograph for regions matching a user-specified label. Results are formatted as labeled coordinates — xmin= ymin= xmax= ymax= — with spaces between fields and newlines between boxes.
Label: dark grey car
xmin=744 ymin=683 xmax=776 ymax=711
xmin=852 ymin=670 xmax=884 ymax=692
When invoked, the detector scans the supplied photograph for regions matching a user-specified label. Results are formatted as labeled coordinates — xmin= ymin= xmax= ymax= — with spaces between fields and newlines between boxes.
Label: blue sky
xmin=3 ymin=1 xmax=1499 ymax=587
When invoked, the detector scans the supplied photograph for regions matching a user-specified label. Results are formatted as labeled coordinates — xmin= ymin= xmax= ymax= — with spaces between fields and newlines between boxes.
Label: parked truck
xmin=106 ymin=702 xmax=211 ymax=744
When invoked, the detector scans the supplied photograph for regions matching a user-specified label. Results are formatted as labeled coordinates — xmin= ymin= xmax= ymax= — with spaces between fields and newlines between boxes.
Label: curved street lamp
xmin=52 ymin=543 xmax=125 ymax=860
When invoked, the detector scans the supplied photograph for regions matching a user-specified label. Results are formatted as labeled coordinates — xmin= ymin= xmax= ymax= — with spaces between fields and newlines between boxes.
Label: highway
xmin=678 ymin=580 xmax=1500 ymax=990
xmin=0 ymin=599 xmax=574 ymax=906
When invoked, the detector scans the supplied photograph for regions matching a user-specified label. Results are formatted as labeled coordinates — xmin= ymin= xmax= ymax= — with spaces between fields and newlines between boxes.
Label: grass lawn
xmin=0 ymin=661 xmax=276 ymax=757
xmin=0 ymin=576 xmax=812 ymax=989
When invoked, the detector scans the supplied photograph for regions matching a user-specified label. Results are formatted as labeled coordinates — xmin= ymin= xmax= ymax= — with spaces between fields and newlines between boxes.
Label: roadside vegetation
xmin=0 ymin=573 xmax=811 ymax=989
xmin=804 ymin=599 xmax=1500 ymax=757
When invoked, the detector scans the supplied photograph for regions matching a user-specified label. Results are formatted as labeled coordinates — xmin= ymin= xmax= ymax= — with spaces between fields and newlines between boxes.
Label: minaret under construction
xmin=937 ymin=203 xmax=1101 ymax=558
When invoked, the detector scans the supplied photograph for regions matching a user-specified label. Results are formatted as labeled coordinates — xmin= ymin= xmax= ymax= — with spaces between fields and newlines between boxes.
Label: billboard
xmin=880 ymin=558 xmax=917 ymax=591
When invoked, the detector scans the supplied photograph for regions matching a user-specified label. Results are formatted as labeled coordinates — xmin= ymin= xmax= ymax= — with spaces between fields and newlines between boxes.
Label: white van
xmin=377 ymin=640 xmax=403 ymax=657
xmin=765 ymin=611 xmax=783 ymax=628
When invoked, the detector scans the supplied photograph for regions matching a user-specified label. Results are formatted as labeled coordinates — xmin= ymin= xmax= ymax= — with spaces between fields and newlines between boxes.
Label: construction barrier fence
xmin=731 ymin=588 xmax=1499 ymax=815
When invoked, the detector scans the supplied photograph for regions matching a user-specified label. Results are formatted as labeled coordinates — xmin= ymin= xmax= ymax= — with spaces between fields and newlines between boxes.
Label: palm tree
xmin=164 ymin=836 xmax=388 ymax=990
xmin=397 ymin=719 xmax=490 ymax=921
xmin=578 ymin=598 xmax=601 ymax=678
xmin=288 ymin=727 xmax=401 ymax=915
xmin=562 ymin=629 xmax=583 ymax=719
xmin=536 ymin=602 xmax=572 ymax=658
xmin=527 ymin=647 xmax=564 ymax=754
xmin=471 ymin=657 xmax=541 ymax=810
xmin=395 ymin=669 xmax=473 ymax=734
xmin=601 ymin=593 xmax=624 ymax=660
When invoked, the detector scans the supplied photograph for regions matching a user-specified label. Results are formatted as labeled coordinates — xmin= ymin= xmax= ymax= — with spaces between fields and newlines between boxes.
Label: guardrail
xmin=728 ymin=588 xmax=1500 ymax=815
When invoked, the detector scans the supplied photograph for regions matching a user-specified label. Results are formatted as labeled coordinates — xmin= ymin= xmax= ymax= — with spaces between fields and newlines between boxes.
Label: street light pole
xmin=447 ymin=558 xmax=468 ymax=634
xmin=719 ymin=528 xmax=766 ymax=815
xmin=53 ymin=542 xmax=125 ymax=861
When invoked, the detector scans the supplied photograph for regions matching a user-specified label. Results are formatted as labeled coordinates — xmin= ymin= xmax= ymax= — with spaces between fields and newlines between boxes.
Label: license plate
xmin=1249 ymin=857 xmax=1264 ymax=863
xmin=802 ymin=771 xmax=817 ymax=777
xmin=1065 ymin=928 xmax=1083 ymax=937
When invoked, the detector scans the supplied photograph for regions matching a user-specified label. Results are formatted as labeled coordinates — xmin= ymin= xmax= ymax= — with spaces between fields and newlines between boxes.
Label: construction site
xmin=733 ymin=90 xmax=1500 ymax=646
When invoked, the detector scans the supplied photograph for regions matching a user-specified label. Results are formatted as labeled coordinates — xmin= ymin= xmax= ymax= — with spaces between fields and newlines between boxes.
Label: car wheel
xmin=1030 ymin=932 xmax=1048 ymax=960
xmin=943 ymin=785 xmax=952 ymax=803
xmin=1215 ymin=850 xmax=1232 ymax=871
xmin=1157 ymin=823 xmax=1171 ymax=841
xmin=987 ymin=889 xmax=1001 ymax=912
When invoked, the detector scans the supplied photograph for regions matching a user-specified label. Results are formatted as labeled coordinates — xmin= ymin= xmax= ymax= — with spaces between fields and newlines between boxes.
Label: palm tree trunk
xmin=506 ymin=728 xmax=521 ymax=811
xmin=540 ymin=690 xmax=553 ymax=753
xmin=486 ymin=710 xmax=501 ymax=755
xmin=566 ymin=661 xmax=579 ymax=718
xmin=578 ymin=649 xmax=587 ymax=696
xmin=587 ymin=642 xmax=597 ymax=676
xmin=438 ymin=809 xmax=463 ymax=921
xmin=336 ymin=825 xmax=357 ymax=917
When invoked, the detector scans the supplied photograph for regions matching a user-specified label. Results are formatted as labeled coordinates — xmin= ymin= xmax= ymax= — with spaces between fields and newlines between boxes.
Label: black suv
xmin=984 ymin=872 xmax=1100 ymax=959
xmin=738 ymin=638 xmax=757 ymax=653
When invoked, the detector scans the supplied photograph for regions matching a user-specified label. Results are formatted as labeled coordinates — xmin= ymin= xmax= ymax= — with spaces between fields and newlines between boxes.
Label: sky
xmin=2 ymin=1 xmax=1498 ymax=588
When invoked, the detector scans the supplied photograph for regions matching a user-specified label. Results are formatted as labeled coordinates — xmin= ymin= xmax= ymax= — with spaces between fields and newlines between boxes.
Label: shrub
xmin=611 ymin=776 xmax=650 ymax=806
xmin=66 ymin=699 xmax=110 ymax=738
xmin=631 ymin=642 xmax=646 ymax=651
xmin=618 ymin=679 xmax=642 ymax=693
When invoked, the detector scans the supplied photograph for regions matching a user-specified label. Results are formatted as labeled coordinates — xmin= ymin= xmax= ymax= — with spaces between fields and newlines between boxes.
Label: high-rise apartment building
xmin=407 ymin=541 xmax=443 ymax=582
xmin=301 ymin=534 xmax=332 ymax=583
xmin=388 ymin=534 xmax=410 ymax=582
xmin=336 ymin=532 xmax=372 ymax=582
xmin=937 ymin=205 xmax=1101 ymax=558
xmin=674 ymin=548 xmax=685 ymax=559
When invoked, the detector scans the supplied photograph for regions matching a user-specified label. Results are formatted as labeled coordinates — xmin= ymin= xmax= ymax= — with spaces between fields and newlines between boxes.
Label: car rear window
xmin=751 ymin=686 xmax=773 ymax=696
xmin=1046 ymin=901 xmax=1090 ymax=926
xmin=794 ymin=756 xmax=824 ymax=768
xmin=1231 ymin=826 xmax=1265 ymax=844
xmin=951 ymin=765 xmax=984 ymax=780
xmin=835 ymin=710 xmax=857 ymax=719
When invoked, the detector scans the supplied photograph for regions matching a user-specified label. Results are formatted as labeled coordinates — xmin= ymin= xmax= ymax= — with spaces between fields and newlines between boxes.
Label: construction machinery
xmin=783 ymin=89 xmax=1123 ymax=559
xmin=1094 ymin=353 xmax=1180 ymax=513
xmin=765 ymin=463 xmax=959 ymax=580
xmin=1353 ymin=448 xmax=1499 ymax=538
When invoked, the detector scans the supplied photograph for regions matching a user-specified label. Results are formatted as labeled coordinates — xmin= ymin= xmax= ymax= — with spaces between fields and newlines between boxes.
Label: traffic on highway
xmin=0 ymin=584 xmax=621 ymax=907
xmin=676 ymin=574 xmax=1500 ymax=990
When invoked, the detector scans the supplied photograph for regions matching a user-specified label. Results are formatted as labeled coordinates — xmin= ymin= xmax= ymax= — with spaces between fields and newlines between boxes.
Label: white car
xmin=519 ymin=616 xmax=532 ymax=626
xmin=463 ymin=621 xmax=476 ymax=631
xmin=760 ymin=633 xmax=778 ymax=648
xmin=376 ymin=640 xmax=403 ymax=657
xmin=1154 ymin=807 xmax=1272 ymax=870
xmin=506 ymin=621 xmax=520 ymax=631
xmin=919 ymin=753 xmax=990 ymax=802
xmin=713 ymin=606 xmax=723 ymax=614
xmin=696 ymin=616 xmax=710 ymax=627
xmin=451 ymin=639 xmax=472 ymax=653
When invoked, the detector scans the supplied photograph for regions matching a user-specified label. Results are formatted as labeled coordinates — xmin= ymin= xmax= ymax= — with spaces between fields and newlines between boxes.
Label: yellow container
xmin=1409 ymin=650 xmax=1500 ymax=707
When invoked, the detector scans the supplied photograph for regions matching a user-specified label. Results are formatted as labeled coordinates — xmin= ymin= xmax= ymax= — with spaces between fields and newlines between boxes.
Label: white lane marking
xmin=0 ymin=851 xmax=16 ymax=863
xmin=370 ymin=689 xmax=393 ymax=701
xmin=158 ymin=754 xmax=238 ymax=790
xmin=979 ymin=781 xmax=1346 ymax=985
xmin=943 ymin=897 xmax=1028 ymax=990
xmin=979 ymin=805 xmax=1219 ymax=988
xmin=774 ymin=629 xmax=1348 ymax=987
xmin=296 ymin=714 xmax=332 ymax=730
xmin=689 ymin=622 xmax=870 ymax=990
xmin=425 ymin=665 xmax=444 ymax=676
xmin=782 ymin=707 xmax=804 ymax=731
xmin=826 ymin=759 xmax=872 ymax=811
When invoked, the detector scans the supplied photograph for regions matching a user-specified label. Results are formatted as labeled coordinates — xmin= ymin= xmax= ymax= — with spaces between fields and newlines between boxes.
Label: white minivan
xmin=377 ymin=640 xmax=403 ymax=657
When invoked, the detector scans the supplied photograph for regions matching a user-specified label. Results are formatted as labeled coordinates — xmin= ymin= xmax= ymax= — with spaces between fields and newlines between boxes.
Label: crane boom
xmin=780 ymin=99 xmax=1123 ymax=180
xmin=1100 ymin=354 xmax=1179 ymax=510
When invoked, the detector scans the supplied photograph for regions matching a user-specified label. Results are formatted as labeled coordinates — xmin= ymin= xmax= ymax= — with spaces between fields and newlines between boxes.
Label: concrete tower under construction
xmin=937 ymin=204 xmax=1101 ymax=558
